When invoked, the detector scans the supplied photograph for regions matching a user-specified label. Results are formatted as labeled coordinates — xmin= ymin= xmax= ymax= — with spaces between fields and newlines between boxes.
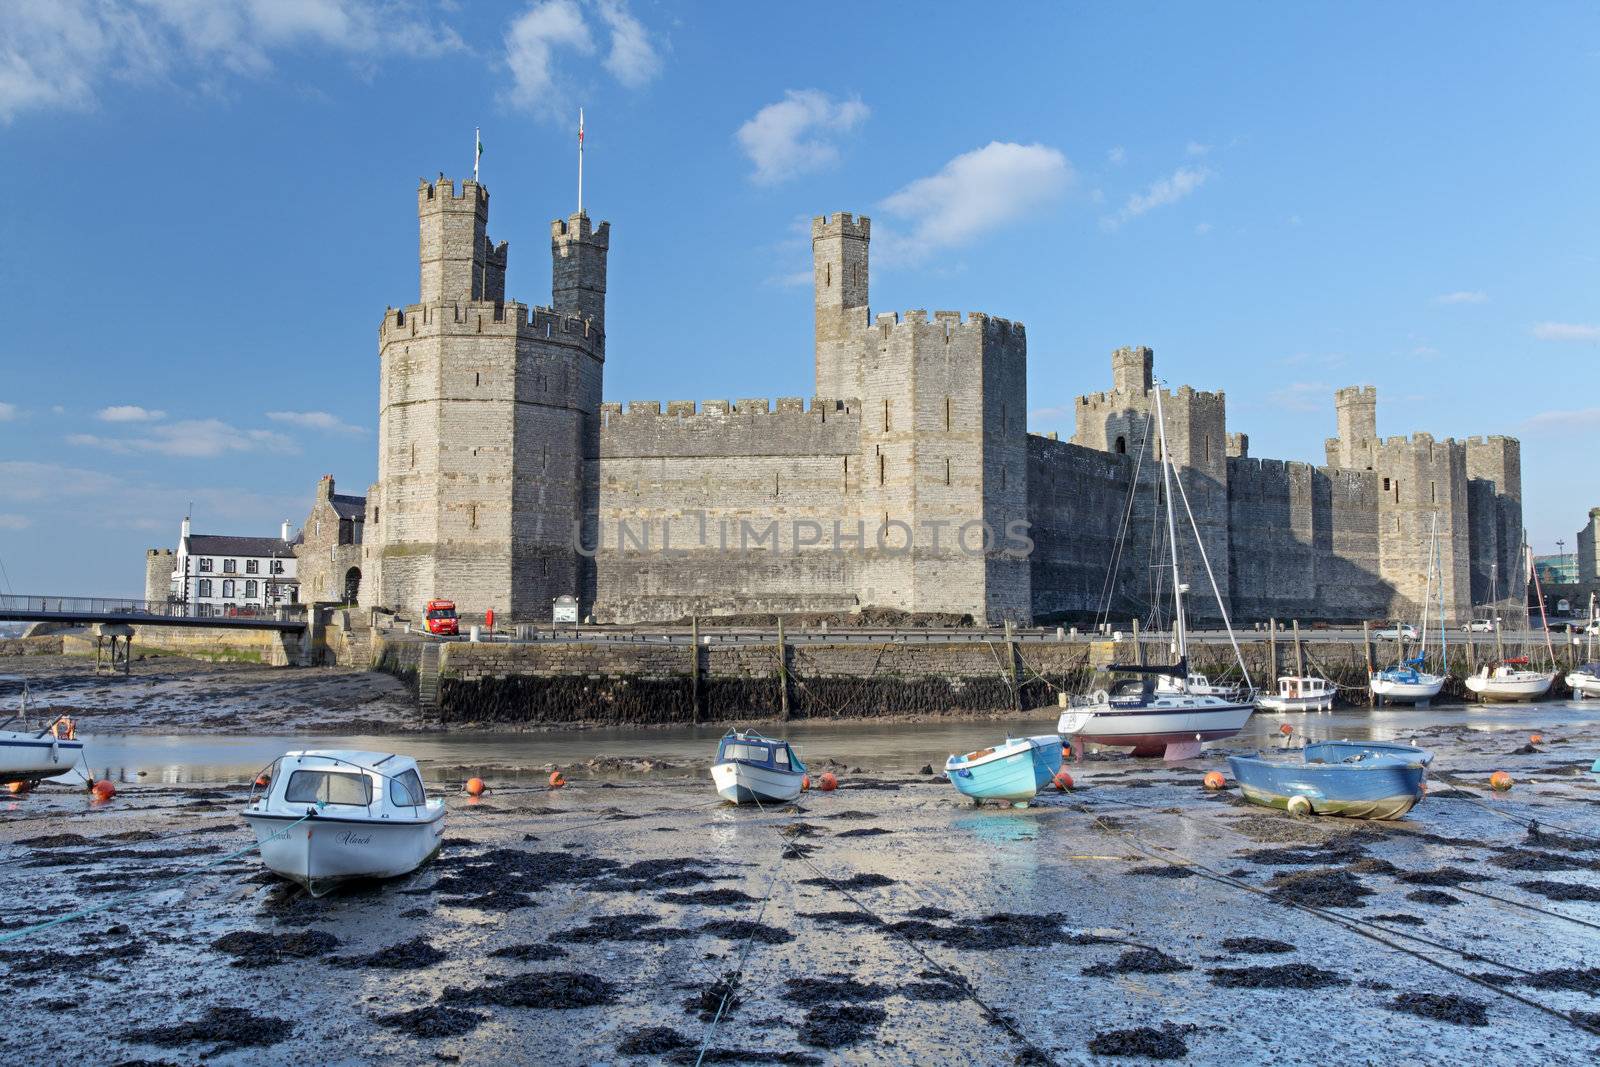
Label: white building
xmin=156 ymin=518 xmax=300 ymax=616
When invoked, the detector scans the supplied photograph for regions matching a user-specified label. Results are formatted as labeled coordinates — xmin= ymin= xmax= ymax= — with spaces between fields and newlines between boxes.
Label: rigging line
xmin=1095 ymin=412 xmax=1152 ymax=630
xmin=1071 ymin=802 xmax=1600 ymax=1037
xmin=1165 ymin=439 xmax=1252 ymax=690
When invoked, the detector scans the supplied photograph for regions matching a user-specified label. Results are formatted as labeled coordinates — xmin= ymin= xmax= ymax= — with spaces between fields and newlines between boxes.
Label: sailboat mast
xmin=1419 ymin=513 xmax=1436 ymax=665
xmin=1436 ymin=515 xmax=1448 ymax=673
xmin=1151 ymin=383 xmax=1187 ymax=668
xmin=1528 ymin=543 xmax=1556 ymax=668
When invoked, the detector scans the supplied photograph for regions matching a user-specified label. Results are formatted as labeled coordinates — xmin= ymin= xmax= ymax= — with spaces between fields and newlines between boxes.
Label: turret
xmin=1111 ymin=346 xmax=1153 ymax=394
xmin=551 ymin=213 xmax=610 ymax=332
xmin=1330 ymin=385 xmax=1377 ymax=468
xmin=812 ymin=213 xmax=870 ymax=399
xmin=418 ymin=177 xmax=507 ymax=304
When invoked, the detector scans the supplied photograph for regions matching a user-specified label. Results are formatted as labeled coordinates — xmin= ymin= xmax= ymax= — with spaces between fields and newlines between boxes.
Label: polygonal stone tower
xmin=365 ymin=178 xmax=605 ymax=621
xmin=812 ymin=213 xmax=871 ymax=401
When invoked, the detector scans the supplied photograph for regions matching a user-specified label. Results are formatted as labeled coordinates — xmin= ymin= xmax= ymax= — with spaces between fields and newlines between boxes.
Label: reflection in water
xmin=65 ymin=700 xmax=1600 ymax=786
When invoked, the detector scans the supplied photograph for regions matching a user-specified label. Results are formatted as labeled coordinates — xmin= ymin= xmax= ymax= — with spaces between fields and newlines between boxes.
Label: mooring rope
xmin=0 ymin=810 xmax=315 ymax=945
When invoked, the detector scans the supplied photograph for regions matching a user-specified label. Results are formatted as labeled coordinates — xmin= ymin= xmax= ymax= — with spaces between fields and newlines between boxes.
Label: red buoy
xmin=1052 ymin=769 xmax=1074 ymax=791
xmin=1489 ymin=771 xmax=1514 ymax=792
xmin=818 ymin=772 xmax=838 ymax=791
xmin=1203 ymin=771 xmax=1226 ymax=790
xmin=548 ymin=770 xmax=567 ymax=789
xmin=464 ymin=777 xmax=487 ymax=796
xmin=801 ymin=775 xmax=811 ymax=792
xmin=6 ymin=780 xmax=30 ymax=795
xmin=1279 ymin=724 xmax=1294 ymax=736
xmin=1529 ymin=733 xmax=1543 ymax=745
xmin=90 ymin=779 xmax=116 ymax=801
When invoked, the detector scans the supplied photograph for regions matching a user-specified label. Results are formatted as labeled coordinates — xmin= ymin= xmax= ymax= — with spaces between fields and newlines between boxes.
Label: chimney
xmin=180 ymin=516 xmax=191 ymax=542
xmin=318 ymin=474 xmax=335 ymax=501
xmin=281 ymin=520 xmax=293 ymax=542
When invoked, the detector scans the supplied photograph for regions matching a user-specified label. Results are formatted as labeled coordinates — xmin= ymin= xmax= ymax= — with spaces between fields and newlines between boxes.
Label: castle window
xmin=1430 ymin=481 xmax=1436 ymax=503
xmin=1393 ymin=480 xmax=1400 ymax=503
xmin=372 ymin=507 xmax=379 ymax=526
xmin=945 ymin=458 xmax=951 ymax=486
xmin=843 ymin=455 xmax=849 ymax=488
xmin=773 ymin=473 xmax=780 ymax=498
xmin=474 ymin=371 xmax=481 ymax=387
xmin=1205 ymin=437 xmax=1211 ymax=462
xmin=470 ymin=504 xmax=478 ymax=530
xmin=824 ymin=263 xmax=831 ymax=287
xmin=879 ymin=453 xmax=886 ymax=486
xmin=1382 ymin=477 xmax=1390 ymax=491
xmin=945 ymin=397 xmax=952 ymax=431
xmin=883 ymin=398 xmax=890 ymax=432
xmin=1115 ymin=436 xmax=1127 ymax=455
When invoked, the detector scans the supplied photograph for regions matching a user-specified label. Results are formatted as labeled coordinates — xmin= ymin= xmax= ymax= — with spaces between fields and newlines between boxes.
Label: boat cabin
xmin=249 ymin=750 xmax=432 ymax=820
xmin=715 ymin=731 xmax=805 ymax=774
xmin=1275 ymin=676 xmax=1332 ymax=698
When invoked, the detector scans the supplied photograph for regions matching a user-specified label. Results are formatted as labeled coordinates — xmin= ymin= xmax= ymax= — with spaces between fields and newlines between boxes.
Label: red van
xmin=424 ymin=599 xmax=459 ymax=636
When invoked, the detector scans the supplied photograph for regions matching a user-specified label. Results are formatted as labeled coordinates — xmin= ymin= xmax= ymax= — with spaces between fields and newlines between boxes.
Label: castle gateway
xmin=357 ymin=178 xmax=1524 ymax=626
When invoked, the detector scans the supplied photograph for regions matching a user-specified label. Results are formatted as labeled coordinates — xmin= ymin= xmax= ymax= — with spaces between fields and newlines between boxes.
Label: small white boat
xmin=0 ymin=676 xmax=84 ymax=784
xmin=1567 ymin=663 xmax=1600 ymax=699
xmin=1464 ymin=662 xmax=1555 ymax=703
xmin=1257 ymin=676 xmax=1336 ymax=712
xmin=1369 ymin=668 xmax=1445 ymax=706
xmin=711 ymin=729 xmax=806 ymax=804
xmin=241 ymin=750 xmax=445 ymax=896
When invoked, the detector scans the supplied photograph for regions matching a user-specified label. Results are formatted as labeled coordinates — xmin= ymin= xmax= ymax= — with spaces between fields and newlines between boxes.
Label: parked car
xmin=1374 ymin=623 xmax=1418 ymax=640
xmin=1462 ymin=618 xmax=1495 ymax=633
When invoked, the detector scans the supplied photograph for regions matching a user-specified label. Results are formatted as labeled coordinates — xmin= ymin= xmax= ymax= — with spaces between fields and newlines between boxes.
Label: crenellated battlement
xmin=418 ymin=176 xmax=487 ymax=210
xmin=602 ymin=396 xmax=851 ymax=422
xmin=1229 ymin=456 xmax=1318 ymax=476
xmin=812 ymin=212 xmax=870 ymax=239
xmin=868 ymin=309 xmax=1025 ymax=338
xmin=1335 ymin=384 xmax=1377 ymax=404
xmin=379 ymin=300 xmax=604 ymax=354
xmin=551 ymin=212 xmax=611 ymax=248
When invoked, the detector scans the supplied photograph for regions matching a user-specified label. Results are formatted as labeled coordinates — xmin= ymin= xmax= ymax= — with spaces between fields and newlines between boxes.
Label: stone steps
xmin=417 ymin=642 xmax=441 ymax=709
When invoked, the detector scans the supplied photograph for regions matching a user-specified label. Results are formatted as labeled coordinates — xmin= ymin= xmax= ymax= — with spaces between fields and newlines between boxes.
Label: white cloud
xmin=0 ymin=460 xmax=304 ymax=532
xmin=501 ymin=0 xmax=661 ymax=118
xmin=1532 ymin=322 xmax=1600 ymax=342
xmin=876 ymin=142 xmax=1072 ymax=262
xmin=1106 ymin=164 xmax=1210 ymax=229
xmin=0 ymin=514 xmax=30 ymax=530
xmin=1412 ymin=345 xmax=1440 ymax=357
xmin=1186 ymin=141 xmax=1212 ymax=156
xmin=266 ymin=410 xmax=368 ymax=434
xmin=1194 ymin=222 xmax=1212 ymax=236
xmin=1434 ymin=290 xmax=1486 ymax=305
xmin=67 ymin=419 xmax=299 ymax=458
xmin=1107 ymin=145 xmax=1125 ymax=165
xmin=0 ymin=402 xmax=16 ymax=421
xmin=735 ymin=89 xmax=869 ymax=185
xmin=1521 ymin=408 xmax=1600 ymax=432
xmin=97 ymin=404 xmax=165 ymax=422
xmin=1268 ymin=381 xmax=1330 ymax=412
xmin=0 ymin=1 xmax=465 ymax=123
xmin=593 ymin=0 xmax=661 ymax=87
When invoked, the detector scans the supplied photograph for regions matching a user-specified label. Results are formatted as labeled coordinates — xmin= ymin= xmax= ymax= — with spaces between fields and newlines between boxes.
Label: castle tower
xmin=812 ymin=213 xmax=870 ymax=400
xmin=370 ymin=177 xmax=605 ymax=621
xmin=1327 ymin=385 xmax=1377 ymax=468
xmin=551 ymin=213 xmax=609 ymax=332
xmin=144 ymin=548 xmax=175 ymax=604
xmin=1112 ymin=345 xmax=1153 ymax=394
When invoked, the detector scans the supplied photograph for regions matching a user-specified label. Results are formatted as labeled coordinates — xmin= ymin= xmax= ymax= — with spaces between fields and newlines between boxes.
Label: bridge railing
xmin=0 ymin=594 xmax=307 ymax=623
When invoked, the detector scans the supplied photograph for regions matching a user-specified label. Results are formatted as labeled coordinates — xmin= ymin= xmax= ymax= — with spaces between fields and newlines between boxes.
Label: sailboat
xmin=1564 ymin=594 xmax=1600 ymax=699
xmin=1370 ymin=515 xmax=1447 ymax=706
xmin=1055 ymin=372 xmax=1257 ymax=760
xmin=1465 ymin=544 xmax=1556 ymax=703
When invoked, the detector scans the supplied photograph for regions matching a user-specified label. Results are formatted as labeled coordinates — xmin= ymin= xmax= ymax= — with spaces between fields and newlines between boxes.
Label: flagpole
xmin=577 ymin=108 xmax=584 ymax=216
xmin=473 ymin=126 xmax=480 ymax=182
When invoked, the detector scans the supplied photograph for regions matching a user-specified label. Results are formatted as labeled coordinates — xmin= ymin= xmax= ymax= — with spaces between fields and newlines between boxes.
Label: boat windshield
xmin=1109 ymin=677 xmax=1153 ymax=699
xmin=718 ymin=736 xmax=800 ymax=770
xmin=388 ymin=768 xmax=426 ymax=807
xmin=285 ymin=770 xmax=373 ymax=806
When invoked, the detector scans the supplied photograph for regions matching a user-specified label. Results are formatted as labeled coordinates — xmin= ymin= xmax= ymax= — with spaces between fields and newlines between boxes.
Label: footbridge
xmin=0 ymin=594 xmax=306 ymax=632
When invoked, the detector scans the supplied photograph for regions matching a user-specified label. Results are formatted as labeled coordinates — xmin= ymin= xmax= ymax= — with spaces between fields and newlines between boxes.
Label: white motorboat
xmin=1257 ymin=675 xmax=1336 ymax=712
xmin=241 ymin=750 xmax=445 ymax=896
xmin=1054 ymin=370 xmax=1256 ymax=761
xmin=1464 ymin=662 xmax=1554 ymax=703
xmin=0 ymin=676 xmax=84 ymax=784
xmin=1567 ymin=662 xmax=1600 ymax=699
xmin=1369 ymin=669 xmax=1445 ymax=705
xmin=711 ymin=729 xmax=806 ymax=804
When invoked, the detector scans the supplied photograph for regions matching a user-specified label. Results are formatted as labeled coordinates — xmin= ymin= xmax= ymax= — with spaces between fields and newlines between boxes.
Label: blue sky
xmin=1 ymin=1 xmax=1597 ymax=597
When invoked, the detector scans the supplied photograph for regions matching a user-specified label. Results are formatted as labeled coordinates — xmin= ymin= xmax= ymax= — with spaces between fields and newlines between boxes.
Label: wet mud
xmin=1087 ymin=1024 xmax=1191 ymax=1059
xmin=123 ymin=1006 xmax=293 ymax=1053
xmin=1207 ymin=963 xmax=1349 ymax=989
xmin=1220 ymin=936 xmax=1295 ymax=954
xmin=1388 ymin=992 xmax=1489 ymax=1026
xmin=1266 ymin=867 xmax=1375 ymax=908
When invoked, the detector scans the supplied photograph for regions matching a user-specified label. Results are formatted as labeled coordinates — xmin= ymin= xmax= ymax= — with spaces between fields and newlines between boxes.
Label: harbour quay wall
xmin=433 ymin=640 xmax=1102 ymax=727
xmin=59 ymin=625 xmax=300 ymax=666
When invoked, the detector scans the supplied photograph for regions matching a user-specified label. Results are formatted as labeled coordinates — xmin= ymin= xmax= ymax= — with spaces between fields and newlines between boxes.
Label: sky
xmin=1 ymin=0 xmax=1597 ymax=597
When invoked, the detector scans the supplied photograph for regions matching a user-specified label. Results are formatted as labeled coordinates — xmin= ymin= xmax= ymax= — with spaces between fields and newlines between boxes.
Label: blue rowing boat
xmin=945 ymin=735 xmax=1063 ymax=807
xmin=1227 ymin=740 xmax=1433 ymax=820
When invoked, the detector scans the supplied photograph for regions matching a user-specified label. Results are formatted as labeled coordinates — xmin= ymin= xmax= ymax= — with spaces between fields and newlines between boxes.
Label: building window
xmin=198 ymin=558 xmax=213 ymax=572
xmin=246 ymin=560 xmax=259 ymax=574
xmin=245 ymin=580 xmax=258 ymax=598
xmin=222 ymin=579 xmax=235 ymax=598
xmin=1115 ymin=436 xmax=1127 ymax=454
xmin=223 ymin=559 xmax=236 ymax=574
xmin=271 ymin=560 xmax=285 ymax=574
xmin=197 ymin=579 xmax=212 ymax=598
xmin=1382 ymin=477 xmax=1390 ymax=491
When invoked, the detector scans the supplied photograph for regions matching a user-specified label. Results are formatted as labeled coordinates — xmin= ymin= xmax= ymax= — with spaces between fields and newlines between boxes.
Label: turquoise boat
xmin=1228 ymin=740 xmax=1432 ymax=820
xmin=946 ymin=735 xmax=1063 ymax=807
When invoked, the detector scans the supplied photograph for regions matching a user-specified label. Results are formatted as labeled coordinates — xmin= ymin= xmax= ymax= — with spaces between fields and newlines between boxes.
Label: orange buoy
xmin=1489 ymin=771 xmax=1514 ymax=792
xmin=90 ymin=779 xmax=115 ymax=801
xmin=801 ymin=775 xmax=810 ymax=792
xmin=1279 ymin=724 xmax=1294 ymax=736
xmin=1203 ymin=771 xmax=1226 ymax=790
xmin=253 ymin=774 xmax=271 ymax=788
xmin=1051 ymin=769 xmax=1074 ymax=792
xmin=464 ymin=777 xmax=487 ymax=796
xmin=548 ymin=770 xmax=567 ymax=789
xmin=6 ymin=780 xmax=30 ymax=794
xmin=1529 ymin=733 xmax=1543 ymax=745
xmin=818 ymin=772 xmax=838 ymax=791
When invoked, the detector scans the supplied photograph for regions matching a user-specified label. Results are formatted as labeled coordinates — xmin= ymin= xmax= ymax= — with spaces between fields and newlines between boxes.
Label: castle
xmin=346 ymin=176 xmax=1525 ymax=626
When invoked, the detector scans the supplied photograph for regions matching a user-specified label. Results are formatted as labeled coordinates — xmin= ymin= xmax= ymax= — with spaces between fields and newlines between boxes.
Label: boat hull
xmin=0 ymin=734 xmax=84 ymax=782
xmin=1058 ymin=702 xmax=1253 ymax=757
xmin=1464 ymin=673 xmax=1554 ymax=702
xmin=1257 ymin=694 xmax=1334 ymax=712
xmin=947 ymin=739 xmax=1045 ymax=804
xmin=712 ymin=761 xmax=804 ymax=805
xmin=242 ymin=806 xmax=446 ymax=897
xmin=1565 ymin=672 xmax=1600 ymax=698
xmin=1227 ymin=754 xmax=1426 ymax=821
xmin=1027 ymin=735 xmax=1064 ymax=790
xmin=1370 ymin=674 xmax=1445 ymax=704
